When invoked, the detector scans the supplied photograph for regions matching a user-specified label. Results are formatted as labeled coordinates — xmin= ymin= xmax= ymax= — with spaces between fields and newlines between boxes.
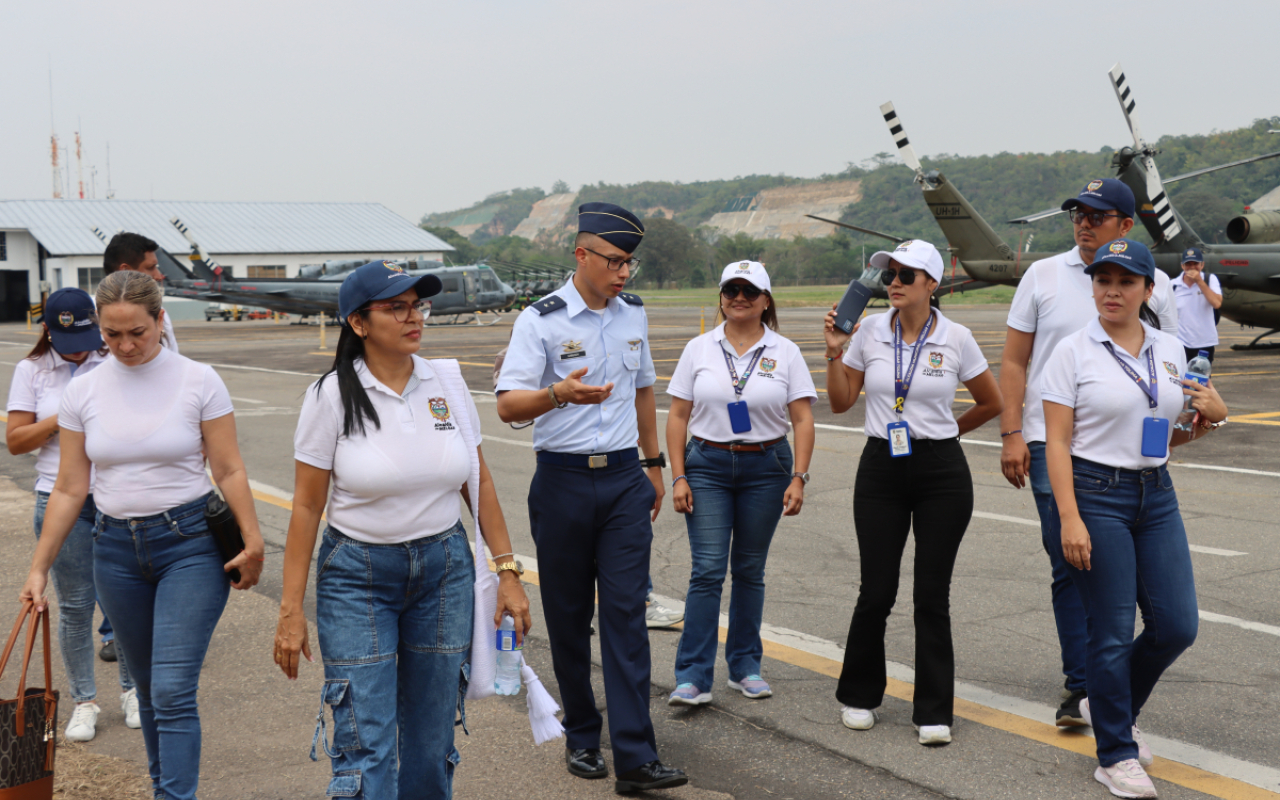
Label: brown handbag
xmin=0 ymin=601 xmax=58 ymax=799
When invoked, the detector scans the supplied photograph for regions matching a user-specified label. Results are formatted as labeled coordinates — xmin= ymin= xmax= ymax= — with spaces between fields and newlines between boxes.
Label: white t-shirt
xmin=842 ymin=309 xmax=989 ymax=441
xmin=1171 ymin=273 xmax=1221 ymax=349
xmin=667 ymin=324 xmax=816 ymax=443
xmin=1040 ymin=318 xmax=1187 ymax=471
xmin=294 ymin=356 xmax=482 ymax=544
xmin=58 ymin=346 xmax=233 ymax=518
xmin=6 ymin=350 xmax=107 ymax=493
xmin=1007 ymin=247 xmax=1178 ymax=443
xmin=162 ymin=309 xmax=179 ymax=353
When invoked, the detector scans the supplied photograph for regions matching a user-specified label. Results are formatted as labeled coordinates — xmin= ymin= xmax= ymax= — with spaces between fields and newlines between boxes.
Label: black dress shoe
xmin=99 ymin=640 xmax=117 ymax=663
xmin=615 ymin=761 xmax=687 ymax=793
xmin=566 ymin=747 xmax=607 ymax=779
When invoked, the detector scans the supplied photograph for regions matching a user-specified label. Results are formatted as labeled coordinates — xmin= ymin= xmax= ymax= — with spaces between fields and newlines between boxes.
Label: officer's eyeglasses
xmin=582 ymin=246 xmax=641 ymax=272
xmin=720 ymin=284 xmax=764 ymax=301
xmin=368 ymin=299 xmax=431 ymax=323
xmin=1069 ymin=209 xmax=1123 ymax=227
xmin=879 ymin=268 xmax=920 ymax=286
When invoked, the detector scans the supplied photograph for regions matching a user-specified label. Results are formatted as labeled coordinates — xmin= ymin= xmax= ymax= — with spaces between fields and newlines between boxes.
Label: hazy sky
xmin=4 ymin=0 xmax=1277 ymax=223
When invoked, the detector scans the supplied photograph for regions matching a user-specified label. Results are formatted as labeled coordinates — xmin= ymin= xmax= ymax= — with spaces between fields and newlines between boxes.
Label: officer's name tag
xmin=559 ymin=351 xmax=587 ymax=360
xmin=887 ymin=420 xmax=912 ymax=457
xmin=1141 ymin=417 xmax=1169 ymax=459
xmin=727 ymin=401 xmax=752 ymax=434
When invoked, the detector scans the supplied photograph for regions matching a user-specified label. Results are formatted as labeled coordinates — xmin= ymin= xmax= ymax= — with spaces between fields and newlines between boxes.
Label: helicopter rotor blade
xmin=1162 ymin=150 xmax=1280 ymax=184
xmin=1108 ymin=63 xmax=1181 ymax=242
xmin=804 ymin=215 xmax=908 ymax=243
xmin=880 ymin=102 xmax=923 ymax=176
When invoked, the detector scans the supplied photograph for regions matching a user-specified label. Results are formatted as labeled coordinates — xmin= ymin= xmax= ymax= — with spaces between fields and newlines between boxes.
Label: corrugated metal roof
xmin=0 ymin=200 xmax=454 ymax=257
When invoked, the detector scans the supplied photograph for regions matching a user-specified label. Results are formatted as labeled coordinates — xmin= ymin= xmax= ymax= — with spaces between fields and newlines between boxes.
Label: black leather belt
xmin=536 ymin=448 xmax=639 ymax=469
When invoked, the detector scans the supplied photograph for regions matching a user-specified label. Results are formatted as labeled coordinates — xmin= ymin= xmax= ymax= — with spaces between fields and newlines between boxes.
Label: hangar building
xmin=0 ymin=200 xmax=453 ymax=321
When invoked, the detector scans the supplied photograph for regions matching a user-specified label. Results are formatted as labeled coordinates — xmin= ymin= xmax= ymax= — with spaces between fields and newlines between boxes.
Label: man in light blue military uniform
xmin=496 ymin=203 xmax=687 ymax=794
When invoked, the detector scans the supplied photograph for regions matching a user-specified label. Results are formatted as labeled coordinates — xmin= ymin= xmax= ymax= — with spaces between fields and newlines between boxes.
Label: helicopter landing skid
xmin=1231 ymin=328 xmax=1280 ymax=351
xmin=426 ymin=312 xmax=501 ymax=327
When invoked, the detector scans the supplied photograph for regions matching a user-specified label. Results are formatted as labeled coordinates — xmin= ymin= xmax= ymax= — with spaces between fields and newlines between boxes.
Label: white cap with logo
xmin=868 ymin=240 xmax=944 ymax=282
xmin=719 ymin=260 xmax=771 ymax=293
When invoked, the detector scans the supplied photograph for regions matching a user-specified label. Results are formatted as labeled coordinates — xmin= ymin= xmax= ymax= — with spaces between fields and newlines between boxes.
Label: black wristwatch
xmin=640 ymin=453 xmax=667 ymax=469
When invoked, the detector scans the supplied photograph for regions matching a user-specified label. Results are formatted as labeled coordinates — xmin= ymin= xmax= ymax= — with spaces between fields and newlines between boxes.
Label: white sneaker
xmin=65 ymin=702 xmax=100 ymax=742
xmin=840 ymin=706 xmax=876 ymax=730
xmin=645 ymin=595 xmax=684 ymax=629
xmin=916 ymin=724 xmax=952 ymax=746
xmin=1133 ymin=725 xmax=1153 ymax=767
xmin=121 ymin=689 xmax=141 ymax=729
xmin=1081 ymin=696 xmax=1093 ymax=727
xmin=1094 ymin=759 xmax=1157 ymax=798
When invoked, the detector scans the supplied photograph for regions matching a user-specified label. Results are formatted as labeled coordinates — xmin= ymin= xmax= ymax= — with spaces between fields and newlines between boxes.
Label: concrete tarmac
xmin=0 ymin=305 xmax=1276 ymax=799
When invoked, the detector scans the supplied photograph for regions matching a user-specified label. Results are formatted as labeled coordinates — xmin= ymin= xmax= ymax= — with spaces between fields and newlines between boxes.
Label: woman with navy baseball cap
xmin=5 ymin=288 xmax=139 ymax=743
xmin=1041 ymin=239 xmax=1226 ymax=798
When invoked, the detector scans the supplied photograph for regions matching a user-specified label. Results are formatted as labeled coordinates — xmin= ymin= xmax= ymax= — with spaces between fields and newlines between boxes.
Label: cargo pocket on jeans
xmin=456 ymin=662 xmax=470 ymax=735
xmin=444 ymin=747 xmax=461 ymax=795
xmin=310 ymin=679 xmax=361 ymax=761
xmin=326 ymin=770 xmax=361 ymax=797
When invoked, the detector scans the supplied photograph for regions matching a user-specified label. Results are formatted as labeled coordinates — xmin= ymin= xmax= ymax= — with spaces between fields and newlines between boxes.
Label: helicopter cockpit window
xmin=440 ymin=276 xmax=462 ymax=293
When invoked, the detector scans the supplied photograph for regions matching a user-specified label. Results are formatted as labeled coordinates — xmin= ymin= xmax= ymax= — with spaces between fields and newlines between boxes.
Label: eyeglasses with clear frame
xmin=582 ymin=246 xmax=641 ymax=272
xmin=368 ymin=299 xmax=431 ymax=323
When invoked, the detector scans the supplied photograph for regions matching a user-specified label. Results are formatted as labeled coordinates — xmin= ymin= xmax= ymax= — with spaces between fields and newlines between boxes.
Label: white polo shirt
xmin=1040 ymin=318 xmax=1187 ymax=470
xmin=58 ymin=346 xmax=234 ymax=518
xmin=1171 ymin=273 xmax=1221 ymax=349
xmin=294 ymin=356 xmax=482 ymax=544
xmin=1007 ymin=246 xmax=1178 ymax=443
xmin=842 ymin=309 xmax=988 ymax=441
xmin=6 ymin=350 xmax=107 ymax=493
xmin=667 ymin=323 xmax=816 ymax=443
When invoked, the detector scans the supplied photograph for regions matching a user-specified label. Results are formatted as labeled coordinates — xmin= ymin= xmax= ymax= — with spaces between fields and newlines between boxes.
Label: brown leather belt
xmin=692 ymin=436 xmax=785 ymax=453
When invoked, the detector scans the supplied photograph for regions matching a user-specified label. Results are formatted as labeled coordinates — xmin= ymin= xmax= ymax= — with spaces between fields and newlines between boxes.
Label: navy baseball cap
xmin=1181 ymin=247 xmax=1204 ymax=264
xmin=41 ymin=288 xmax=103 ymax=354
xmin=1084 ymin=238 xmax=1156 ymax=280
xmin=338 ymin=261 xmax=443 ymax=323
xmin=578 ymin=202 xmax=645 ymax=253
xmin=1061 ymin=178 xmax=1136 ymax=218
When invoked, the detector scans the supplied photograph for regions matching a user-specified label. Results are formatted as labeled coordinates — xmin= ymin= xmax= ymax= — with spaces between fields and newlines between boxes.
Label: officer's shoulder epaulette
xmin=618 ymin=292 xmax=643 ymax=306
xmin=530 ymin=296 xmax=567 ymax=315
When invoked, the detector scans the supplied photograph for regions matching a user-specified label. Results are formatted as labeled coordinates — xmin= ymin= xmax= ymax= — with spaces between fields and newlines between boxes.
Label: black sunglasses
xmin=879 ymin=268 xmax=919 ymax=286
xmin=721 ymin=284 xmax=763 ymax=301
xmin=1068 ymin=209 xmax=1123 ymax=227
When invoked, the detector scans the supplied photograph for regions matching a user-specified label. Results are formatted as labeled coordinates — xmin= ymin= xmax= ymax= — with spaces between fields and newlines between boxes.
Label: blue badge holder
xmin=727 ymin=401 xmax=752 ymax=434
xmin=1141 ymin=417 xmax=1169 ymax=459
xmin=887 ymin=420 xmax=912 ymax=457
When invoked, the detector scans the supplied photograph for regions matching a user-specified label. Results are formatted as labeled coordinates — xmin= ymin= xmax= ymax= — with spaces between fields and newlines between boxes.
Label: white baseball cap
xmin=868 ymin=240 xmax=944 ymax=282
xmin=719 ymin=260 xmax=771 ymax=293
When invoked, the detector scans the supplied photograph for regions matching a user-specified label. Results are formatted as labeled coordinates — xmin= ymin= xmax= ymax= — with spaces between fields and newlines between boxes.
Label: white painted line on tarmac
xmin=973 ymin=510 xmax=1038 ymax=527
xmin=0 ymin=341 xmax=32 ymax=347
xmin=1188 ymin=545 xmax=1248 ymax=557
xmin=482 ymin=435 xmax=533 ymax=449
xmin=207 ymin=363 xmax=322 ymax=378
xmin=230 ymin=396 xmax=266 ymax=404
xmin=1199 ymin=610 xmax=1280 ymax=638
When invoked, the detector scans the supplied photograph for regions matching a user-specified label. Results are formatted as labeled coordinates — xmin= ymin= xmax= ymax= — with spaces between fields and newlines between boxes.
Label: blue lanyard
xmin=893 ymin=311 xmax=935 ymax=415
xmin=1100 ymin=341 xmax=1159 ymax=409
xmin=722 ymin=344 xmax=766 ymax=398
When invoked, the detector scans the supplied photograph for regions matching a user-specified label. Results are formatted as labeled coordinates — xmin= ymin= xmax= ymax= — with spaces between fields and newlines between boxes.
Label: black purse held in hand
xmin=204 ymin=492 xmax=245 ymax=583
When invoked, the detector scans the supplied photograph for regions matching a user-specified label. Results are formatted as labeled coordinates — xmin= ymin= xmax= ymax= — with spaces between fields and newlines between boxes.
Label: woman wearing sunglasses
xmin=665 ymin=261 xmax=816 ymax=706
xmin=274 ymin=261 xmax=530 ymax=799
xmin=1041 ymin=240 xmax=1224 ymax=799
xmin=824 ymin=240 xmax=1001 ymax=745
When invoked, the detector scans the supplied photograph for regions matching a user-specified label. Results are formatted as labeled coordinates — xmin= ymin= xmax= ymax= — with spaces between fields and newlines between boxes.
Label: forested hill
xmin=421 ymin=118 xmax=1280 ymax=288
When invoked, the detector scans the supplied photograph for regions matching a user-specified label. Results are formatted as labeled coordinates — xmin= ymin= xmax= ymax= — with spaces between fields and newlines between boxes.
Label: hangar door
xmin=0 ymin=271 xmax=29 ymax=323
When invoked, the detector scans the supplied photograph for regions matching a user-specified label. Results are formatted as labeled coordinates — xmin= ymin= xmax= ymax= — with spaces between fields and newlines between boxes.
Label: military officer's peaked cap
xmin=578 ymin=202 xmax=645 ymax=254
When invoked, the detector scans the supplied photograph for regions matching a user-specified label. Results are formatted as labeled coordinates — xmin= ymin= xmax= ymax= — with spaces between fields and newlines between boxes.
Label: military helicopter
xmin=158 ymin=218 xmax=516 ymax=324
xmin=855 ymin=71 xmax=1280 ymax=349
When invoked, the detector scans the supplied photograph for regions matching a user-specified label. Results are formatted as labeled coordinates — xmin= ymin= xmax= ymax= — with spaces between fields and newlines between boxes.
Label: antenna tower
xmin=106 ymin=143 xmax=115 ymax=199
xmin=75 ymin=126 xmax=85 ymax=199
xmin=49 ymin=67 xmax=61 ymax=198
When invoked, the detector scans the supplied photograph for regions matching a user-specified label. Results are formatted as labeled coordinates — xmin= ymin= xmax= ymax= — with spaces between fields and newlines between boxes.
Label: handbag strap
xmin=0 ymin=601 xmax=34 ymax=686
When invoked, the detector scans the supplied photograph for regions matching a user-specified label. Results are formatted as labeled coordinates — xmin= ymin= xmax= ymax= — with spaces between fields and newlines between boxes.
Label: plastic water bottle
xmin=1174 ymin=350 xmax=1212 ymax=432
xmin=495 ymin=615 xmax=522 ymax=696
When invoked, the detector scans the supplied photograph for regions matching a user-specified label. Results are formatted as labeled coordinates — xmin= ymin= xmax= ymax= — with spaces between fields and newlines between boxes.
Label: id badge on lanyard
xmin=723 ymin=345 xmax=765 ymax=434
xmin=1101 ymin=341 xmax=1167 ymax=459
xmin=888 ymin=313 xmax=933 ymax=457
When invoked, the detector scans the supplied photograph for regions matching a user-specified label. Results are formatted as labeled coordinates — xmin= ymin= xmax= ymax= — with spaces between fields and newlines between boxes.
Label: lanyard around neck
xmin=1100 ymin=340 xmax=1159 ymax=410
xmin=893 ymin=311 xmax=935 ymax=415
xmin=722 ymin=343 xmax=766 ymax=398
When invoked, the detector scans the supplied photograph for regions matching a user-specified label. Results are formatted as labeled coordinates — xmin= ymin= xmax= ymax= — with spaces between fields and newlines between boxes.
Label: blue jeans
xmin=1028 ymin=442 xmax=1089 ymax=694
xmin=1066 ymin=458 xmax=1198 ymax=767
xmin=674 ymin=438 xmax=792 ymax=690
xmin=312 ymin=522 xmax=474 ymax=800
xmin=34 ymin=492 xmax=134 ymax=703
xmin=94 ymin=493 xmax=230 ymax=800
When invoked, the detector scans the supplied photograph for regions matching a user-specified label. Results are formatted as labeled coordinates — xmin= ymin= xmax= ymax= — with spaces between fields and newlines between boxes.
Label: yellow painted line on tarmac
xmin=1232 ymin=412 xmax=1280 ymax=426
xmin=248 ymin=482 xmax=1274 ymax=799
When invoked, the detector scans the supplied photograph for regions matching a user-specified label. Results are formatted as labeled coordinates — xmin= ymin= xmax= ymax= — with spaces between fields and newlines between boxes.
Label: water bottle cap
xmin=1198 ymin=350 xmax=1209 ymax=357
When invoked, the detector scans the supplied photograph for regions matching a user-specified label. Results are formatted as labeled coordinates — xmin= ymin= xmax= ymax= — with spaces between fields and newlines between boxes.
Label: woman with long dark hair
xmin=665 ymin=260 xmax=816 ymax=705
xmin=274 ymin=261 xmax=531 ymax=799
xmin=20 ymin=271 xmax=264 ymax=800
xmin=824 ymin=240 xmax=1001 ymax=745
xmin=6 ymin=288 xmax=137 ymax=742
xmin=1042 ymin=239 xmax=1226 ymax=798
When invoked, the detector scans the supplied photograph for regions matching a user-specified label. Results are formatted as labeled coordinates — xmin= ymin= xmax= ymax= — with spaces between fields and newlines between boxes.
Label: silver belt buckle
xmin=588 ymin=454 xmax=609 ymax=469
